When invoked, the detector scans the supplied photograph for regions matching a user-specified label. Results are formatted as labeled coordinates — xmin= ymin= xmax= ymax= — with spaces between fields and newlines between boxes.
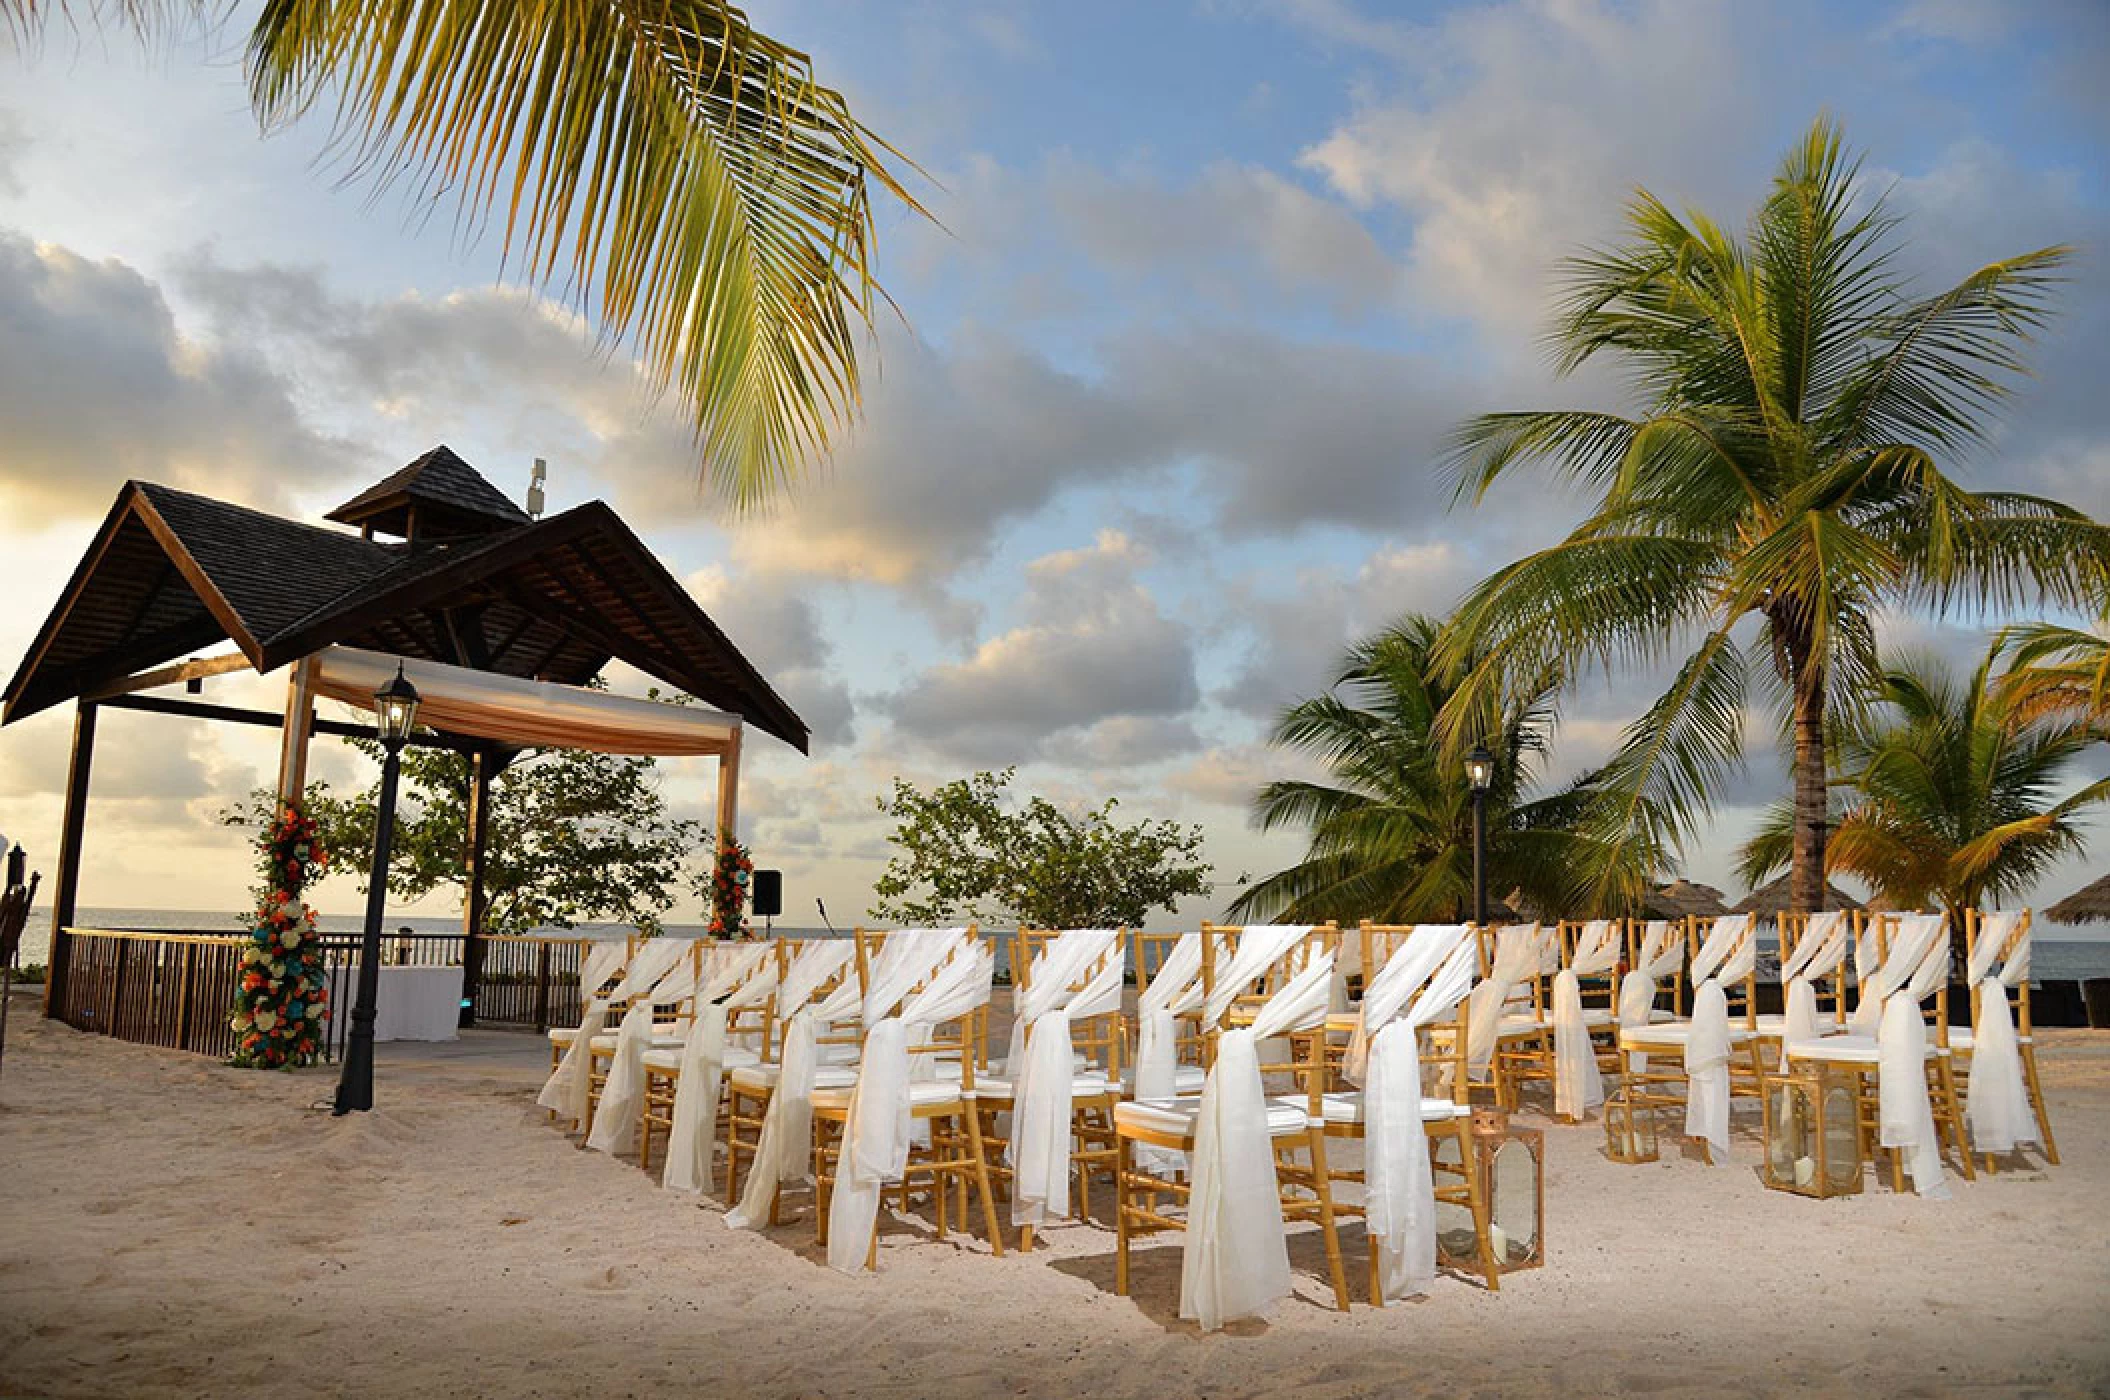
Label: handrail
xmin=64 ymin=927 xmax=246 ymax=946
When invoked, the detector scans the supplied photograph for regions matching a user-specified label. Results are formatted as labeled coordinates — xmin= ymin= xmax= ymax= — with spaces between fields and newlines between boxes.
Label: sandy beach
xmin=2 ymin=992 xmax=2107 ymax=1399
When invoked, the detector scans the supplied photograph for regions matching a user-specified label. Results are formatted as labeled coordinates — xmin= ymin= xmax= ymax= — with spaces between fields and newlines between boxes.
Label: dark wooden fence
xmin=50 ymin=927 xmax=601 ymax=1060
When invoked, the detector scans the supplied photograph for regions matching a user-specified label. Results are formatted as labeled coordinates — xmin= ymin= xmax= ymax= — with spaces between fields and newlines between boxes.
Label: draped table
xmin=332 ymin=964 xmax=465 ymax=1042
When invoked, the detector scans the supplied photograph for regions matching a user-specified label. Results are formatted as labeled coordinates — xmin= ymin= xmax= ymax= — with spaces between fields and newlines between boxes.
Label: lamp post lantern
xmin=333 ymin=663 xmax=421 ymax=1115
xmin=1466 ymin=744 xmax=1493 ymax=927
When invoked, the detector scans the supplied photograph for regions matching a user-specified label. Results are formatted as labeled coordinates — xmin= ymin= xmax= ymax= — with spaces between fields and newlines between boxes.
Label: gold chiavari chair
xmin=1483 ymin=923 xmax=1556 ymax=1112
xmin=584 ymin=937 xmax=706 ymax=1141
xmin=638 ymin=940 xmax=777 ymax=1176
xmin=1616 ymin=915 xmax=1764 ymax=1163
xmin=1111 ymin=925 xmax=1352 ymax=1315
xmin=811 ymin=929 xmax=1006 ymax=1268
xmin=1957 ymin=909 xmax=2058 ymax=1171
xmin=1125 ymin=930 xmax=1209 ymax=1096
xmin=721 ymin=935 xmax=866 ymax=1214
xmin=545 ymin=934 xmax=638 ymax=1088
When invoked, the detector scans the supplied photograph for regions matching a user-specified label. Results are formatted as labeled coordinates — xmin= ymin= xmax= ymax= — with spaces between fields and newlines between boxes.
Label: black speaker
xmin=751 ymin=869 xmax=782 ymax=919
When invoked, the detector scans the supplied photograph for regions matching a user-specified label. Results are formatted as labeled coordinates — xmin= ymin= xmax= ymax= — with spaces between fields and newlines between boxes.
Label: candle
xmin=1489 ymin=1223 xmax=1508 ymax=1261
xmin=1794 ymin=1155 xmax=1816 ymax=1188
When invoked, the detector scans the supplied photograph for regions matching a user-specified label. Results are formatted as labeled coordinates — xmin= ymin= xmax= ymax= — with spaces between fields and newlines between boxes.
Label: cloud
xmin=884 ymin=531 xmax=1199 ymax=763
xmin=683 ymin=567 xmax=857 ymax=751
xmin=0 ymin=231 xmax=361 ymax=524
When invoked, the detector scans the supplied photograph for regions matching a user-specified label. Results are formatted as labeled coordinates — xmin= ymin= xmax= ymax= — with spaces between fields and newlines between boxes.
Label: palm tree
xmin=1438 ymin=118 xmax=2110 ymax=914
xmin=1229 ymin=616 xmax=1667 ymax=925
xmin=6 ymin=1 xmax=923 ymax=507
xmin=2001 ymin=609 xmax=2110 ymax=738
xmin=1737 ymin=642 xmax=2110 ymax=943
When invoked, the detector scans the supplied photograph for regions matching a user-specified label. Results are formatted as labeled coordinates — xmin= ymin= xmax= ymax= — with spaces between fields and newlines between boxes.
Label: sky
xmin=0 ymin=0 xmax=2106 ymax=932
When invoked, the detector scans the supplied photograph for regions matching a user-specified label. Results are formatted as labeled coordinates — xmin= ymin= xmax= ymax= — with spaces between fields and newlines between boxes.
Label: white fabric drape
xmin=537 ymin=937 xmax=691 ymax=1130
xmin=585 ymin=941 xmax=700 ymax=1155
xmin=1202 ymin=926 xmax=1313 ymax=1027
xmin=827 ymin=935 xmax=995 ymax=1272
xmin=1867 ymin=914 xmax=1951 ymax=1198
xmin=1135 ymin=934 xmax=1204 ymax=1100
xmin=1618 ymin=921 xmax=1683 ymax=1026
xmin=1009 ymin=932 xmax=1124 ymax=1230
xmin=662 ymin=943 xmax=778 ymax=1195
xmin=1552 ymin=920 xmax=1620 ymax=1118
xmin=1179 ymin=951 xmax=1334 ymax=1331
xmin=1004 ymin=930 xmax=1119 ymax=1073
xmin=577 ymin=939 xmax=629 ymax=998
xmin=724 ymin=945 xmax=868 ymax=1230
xmin=1360 ymin=930 xmax=1476 ymax=1302
xmin=1778 ymin=912 xmax=1848 ymax=1068
xmin=1965 ymin=912 xmax=2036 ymax=1154
xmin=1343 ymin=925 xmax=1471 ymax=1084
xmin=1465 ymin=924 xmax=1541 ymax=1077
xmin=1681 ymin=917 xmax=1752 ymax=1162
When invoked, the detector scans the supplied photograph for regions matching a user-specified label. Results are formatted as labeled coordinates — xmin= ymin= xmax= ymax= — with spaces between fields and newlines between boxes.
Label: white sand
xmin=2 ymin=991 xmax=2108 ymax=1398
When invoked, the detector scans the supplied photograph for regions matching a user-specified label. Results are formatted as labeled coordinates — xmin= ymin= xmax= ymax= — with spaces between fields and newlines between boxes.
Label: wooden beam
xmin=43 ymin=702 xmax=97 ymax=1019
xmin=98 ymin=693 xmax=485 ymax=755
xmin=83 ymin=653 xmax=253 ymax=702
xmin=275 ymin=656 xmax=319 ymax=806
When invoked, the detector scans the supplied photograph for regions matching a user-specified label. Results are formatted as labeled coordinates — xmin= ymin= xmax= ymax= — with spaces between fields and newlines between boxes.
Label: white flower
xmin=254 ymin=1008 xmax=278 ymax=1031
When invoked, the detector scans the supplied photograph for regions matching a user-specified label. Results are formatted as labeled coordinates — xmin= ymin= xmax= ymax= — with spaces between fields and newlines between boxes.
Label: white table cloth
xmin=342 ymin=964 xmax=463 ymax=1042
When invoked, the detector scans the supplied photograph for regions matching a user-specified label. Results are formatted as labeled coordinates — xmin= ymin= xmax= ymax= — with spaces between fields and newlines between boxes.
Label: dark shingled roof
xmin=4 ymin=450 xmax=809 ymax=753
xmin=325 ymin=443 xmax=532 ymax=538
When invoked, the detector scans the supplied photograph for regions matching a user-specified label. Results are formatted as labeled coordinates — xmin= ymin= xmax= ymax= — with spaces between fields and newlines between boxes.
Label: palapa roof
xmin=1732 ymin=873 xmax=1865 ymax=916
xmin=2046 ymin=871 xmax=2110 ymax=925
xmin=2 ymin=449 xmax=809 ymax=753
xmin=1644 ymin=879 xmax=1732 ymax=920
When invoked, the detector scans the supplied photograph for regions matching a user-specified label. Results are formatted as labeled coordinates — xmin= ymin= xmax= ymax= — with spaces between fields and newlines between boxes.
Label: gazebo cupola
xmin=324 ymin=443 xmax=534 ymax=543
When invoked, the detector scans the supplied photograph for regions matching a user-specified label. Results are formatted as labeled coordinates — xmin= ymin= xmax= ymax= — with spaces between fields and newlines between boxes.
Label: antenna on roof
xmin=526 ymin=458 xmax=548 ymax=520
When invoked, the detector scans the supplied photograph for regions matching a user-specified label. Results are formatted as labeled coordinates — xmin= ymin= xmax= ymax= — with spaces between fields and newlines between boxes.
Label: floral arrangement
xmin=707 ymin=832 xmax=754 ymax=939
xmin=229 ymin=803 xmax=330 ymax=1068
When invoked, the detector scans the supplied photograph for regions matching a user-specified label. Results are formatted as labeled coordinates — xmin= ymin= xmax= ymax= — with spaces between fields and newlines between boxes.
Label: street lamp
xmin=334 ymin=662 xmax=421 ymax=1115
xmin=1466 ymin=744 xmax=1494 ymax=927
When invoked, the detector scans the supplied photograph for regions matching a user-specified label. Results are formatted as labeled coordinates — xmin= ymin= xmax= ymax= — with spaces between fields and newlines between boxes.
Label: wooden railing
xmin=51 ymin=927 xmax=603 ymax=1059
xmin=50 ymin=929 xmax=249 ymax=1058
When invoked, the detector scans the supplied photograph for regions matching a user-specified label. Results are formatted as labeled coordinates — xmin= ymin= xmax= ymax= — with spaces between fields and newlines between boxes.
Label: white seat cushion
xmin=1945 ymin=1029 xmax=2028 ymax=1052
xmin=1497 ymin=1013 xmax=1548 ymax=1037
xmin=548 ymin=1026 xmax=578 ymax=1046
xmin=1619 ymin=1022 xmax=1757 ymax=1050
xmin=1785 ymin=1034 xmax=1947 ymax=1065
xmin=975 ymin=1072 xmax=1114 ymax=1101
xmin=728 ymin=1062 xmax=858 ymax=1093
xmin=638 ymin=1045 xmax=760 ymax=1074
xmin=1118 ymin=1064 xmax=1208 ymax=1096
xmin=589 ymin=1028 xmax=687 ymax=1053
xmin=1271 ymin=1091 xmax=1469 ymax=1126
xmin=1114 ymin=1097 xmax=1311 ymax=1138
xmin=811 ymin=1080 xmax=963 ymax=1112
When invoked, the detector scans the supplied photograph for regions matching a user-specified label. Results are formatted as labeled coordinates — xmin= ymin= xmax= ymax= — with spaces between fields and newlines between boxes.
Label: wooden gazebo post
xmin=42 ymin=701 xmax=97 ymax=1016
xmin=459 ymin=751 xmax=494 ymax=1028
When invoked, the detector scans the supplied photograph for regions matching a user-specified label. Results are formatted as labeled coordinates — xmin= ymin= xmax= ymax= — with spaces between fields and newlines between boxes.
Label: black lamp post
xmin=1466 ymin=744 xmax=1494 ymax=927
xmin=334 ymin=662 xmax=421 ymax=1115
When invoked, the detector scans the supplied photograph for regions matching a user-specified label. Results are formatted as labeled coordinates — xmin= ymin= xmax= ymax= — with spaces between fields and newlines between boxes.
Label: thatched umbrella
xmin=1644 ymin=879 xmax=1731 ymax=921
xmin=1732 ymin=873 xmax=1865 ymax=916
xmin=2046 ymin=871 xmax=2110 ymax=925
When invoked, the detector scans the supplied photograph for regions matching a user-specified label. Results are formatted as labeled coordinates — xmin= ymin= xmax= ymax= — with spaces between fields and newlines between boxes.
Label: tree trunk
xmin=1789 ymin=647 xmax=1829 ymax=917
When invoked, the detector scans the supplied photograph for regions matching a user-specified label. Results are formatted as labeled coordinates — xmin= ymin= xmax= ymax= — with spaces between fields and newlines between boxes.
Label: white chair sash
xmin=1180 ymin=950 xmax=1333 ymax=1331
xmin=1004 ymin=930 xmax=1119 ymax=1073
xmin=1682 ymin=917 xmax=1753 ymax=1161
xmin=535 ymin=999 xmax=610 ymax=1128
xmin=1009 ymin=932 xmax=1124 ymax=1229
xmin=578 ymin=939 xmax=629 ymax=997
xmin=1965 ymin=912 xmax=2035 ymax=1153
xmin=1617 ymin=920 xmax=1682 ymax=1026
xmin=1552 ymin=920 xmax=1620 ymax=1118
xmin=663 ymin=943 xmax=778 ymax=1195
xmin=1134 ymin=934 xmax=1204 ymax=1102
xmin=1778 ymin=913 xmax=1848 ymax=1068
xmin=585 ymin=944 xmax=701 ymax=1155
xmin=725 ymin=946 xmax=869 ymax=1230
xmin=1465 ymin=924 xmax=1540 ymax=1076
xmin=1344 ymin=925 xmax=1471 ymax=1084
xmin=1365 ymin=934 xmax=1476 ymax=1303
xmin=1202 ymin=926 xmax=1312 ymax=1027
xmin=1689 ymin=915 xmax=1751 ymax=985
xmin=1872 ymin=914 xmax=1952 ymax=1198
xmin=827 ymin=935 xmax=995 ymax=1272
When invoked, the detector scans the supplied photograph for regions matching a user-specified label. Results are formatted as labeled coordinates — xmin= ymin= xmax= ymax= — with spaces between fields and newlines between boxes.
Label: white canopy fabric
xmin=311 ymin=646 xmax=740 ymax=756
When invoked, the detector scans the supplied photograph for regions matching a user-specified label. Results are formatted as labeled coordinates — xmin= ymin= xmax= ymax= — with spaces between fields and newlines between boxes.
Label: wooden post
xmin=44 ymin=701 xmax=97 ymax=1018
xmin=459 ymin=751 xmax=493 ymax=1029
xmin=716 ymin=726 xmax=743 ymax=844
xmin=533 ymin=941 xmax=553 ymax=1034
xmin=275 ymin=656 xmax=318 ymax=807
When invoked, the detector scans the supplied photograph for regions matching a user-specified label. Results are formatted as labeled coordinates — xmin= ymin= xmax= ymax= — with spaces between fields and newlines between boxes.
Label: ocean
xmin=14 ymin=907 xmax=2110 ymax=983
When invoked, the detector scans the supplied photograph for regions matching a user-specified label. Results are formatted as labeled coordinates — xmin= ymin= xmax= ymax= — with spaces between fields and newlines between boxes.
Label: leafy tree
xmin=223 ymin=740 xmax=710 ymax=934
xmin=6 ymin=0 xmax=924 ymax=505
xmin=1738 ymin=642 xmax=2110 ymax=948
xmin=870 ymin=769 xmax=1212 ymax=929
xmin=2001 ymin=608 xmax=2110 ymax=738
xmin=1439 ymin=119 xmax=2110 ymax=915
xmin=1230 ymin=616 xmax=1668 ymax=924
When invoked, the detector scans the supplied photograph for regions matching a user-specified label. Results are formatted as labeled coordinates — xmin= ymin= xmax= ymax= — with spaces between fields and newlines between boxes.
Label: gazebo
xmin=2046 ymin=872 xmax=2110 ymax=925
xmin=4 ymin=446 xmax=806 ymax=1031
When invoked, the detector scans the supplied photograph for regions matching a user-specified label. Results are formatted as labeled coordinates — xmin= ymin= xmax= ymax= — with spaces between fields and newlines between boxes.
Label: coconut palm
xmin=1737 ymin=643 xmax=2110 ymax=941
xmin=1230 ymin=616 xmax=1667 ymax=925
xmin=1438 ymin=118 xmax=2110 ymax=914
xmin=5 ymin=0 xmax=923 ymax=507
xmin=2001 ymin=609 xmax=2110 ymax=738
